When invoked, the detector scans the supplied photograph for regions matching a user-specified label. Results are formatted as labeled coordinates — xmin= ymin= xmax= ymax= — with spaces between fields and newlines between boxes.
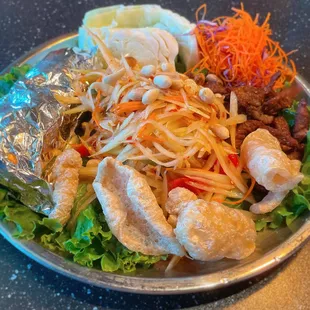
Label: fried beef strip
xmin=273 ymin=115 xmax=291 ymax=132
xmin=239 ymin=71 xmax=280 ymax=100
xmin=293 ymin=99 xmax=309 ymax=142
xmin=233 ymin=86 xmax=267 ymax=108
xmin=232 ymin=83 xmax=301 ymax=125
xmin=262 ymin=86 xmax=301 ymax=115
xmin=245 ymin=106 xmax=274 ymax=124
xmin=287 ymin=148 xmax=305 ymax=160
xmin=267 ymin=119 xmax=299 ymax=152
xmin=236 ymin=120 xmax=262 ymax=148
xmin=236 ymin=118 xmax=300 ymax=154
xmin=232 ymin=86 xmax=276 ymax=124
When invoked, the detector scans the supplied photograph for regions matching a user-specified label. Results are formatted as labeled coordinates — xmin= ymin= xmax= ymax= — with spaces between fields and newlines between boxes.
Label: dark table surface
xmin=1 ymin=0 xmax=310 ymax=309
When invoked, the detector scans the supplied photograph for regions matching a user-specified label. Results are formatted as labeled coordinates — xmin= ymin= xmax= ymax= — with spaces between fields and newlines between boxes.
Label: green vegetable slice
xmin=0 ymin=64 xmax=31 ymax=98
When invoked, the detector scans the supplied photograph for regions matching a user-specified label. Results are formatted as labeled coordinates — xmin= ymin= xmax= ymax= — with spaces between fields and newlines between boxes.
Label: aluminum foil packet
xmin=0 ymin=48 xmax=97 ymax=215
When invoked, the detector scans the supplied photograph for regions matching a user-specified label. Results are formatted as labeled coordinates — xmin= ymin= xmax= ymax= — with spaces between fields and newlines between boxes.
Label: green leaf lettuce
xmin=0 ymin=185 xmax=165 ymax=272
xmin=0 ymin=64 xmax=31 ymax=98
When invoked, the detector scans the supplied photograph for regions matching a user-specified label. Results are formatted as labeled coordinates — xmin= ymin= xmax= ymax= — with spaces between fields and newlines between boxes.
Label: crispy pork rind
xmin=175 ymin=200 xmax=256 ymax=261
xmin=250 ymin=191 xmax=288 ymax=214
xmin=93 ymin=157 xmax=185 ymax=256
xmin=49 ymin=149 xmax=82 ymax=225
xmin=241 ymin=129 xmax=303 ymax=192
xmin=165 ymin=187 xmax=197 ymax=216
xmin=165 ymin=187 xmax=197 ymax=228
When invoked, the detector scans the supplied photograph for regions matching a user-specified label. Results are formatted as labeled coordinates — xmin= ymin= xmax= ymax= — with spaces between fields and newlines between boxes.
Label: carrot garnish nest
xmin=193 ymin=4 xmax=297 ymax=89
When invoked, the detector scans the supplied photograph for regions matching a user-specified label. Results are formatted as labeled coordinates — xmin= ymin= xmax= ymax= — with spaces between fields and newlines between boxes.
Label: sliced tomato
xmin=228 ymin=154 xmax=239 ymax=167
xmin=168 ymin=177 xmax=202 ymax=195
xmin=72 ymin=144 xmax=90 ymax=157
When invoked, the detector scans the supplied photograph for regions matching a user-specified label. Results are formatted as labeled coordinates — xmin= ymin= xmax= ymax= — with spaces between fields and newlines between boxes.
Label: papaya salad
xmin=1 ymin=4 xmax=309 ymax=273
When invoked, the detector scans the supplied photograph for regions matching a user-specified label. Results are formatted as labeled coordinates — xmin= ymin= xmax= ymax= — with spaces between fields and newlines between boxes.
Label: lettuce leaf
xmin=303 ymin=131 xmax=310 ymax=162
xmin=40 ymin=233 xmax=66 ymax=252
xmin=3 ymin=204 xmax=42 ymax=240
xmin=0 ymin=64 xmax=31 ymax=98
xmin=253 ymin=131 xmax=310 ymax=231
xmin=39 ymin=217 xmax=63 ymax=233
xmin=101 ymin=252 xmax=120 ymax=272
xmin=281 ymin=99 xmax=310 ymax=128
xmin=0 ymin=185 xmax=165 ymax=272
xmin=0 ymin=203 xmax=61 ymax=240
xmin=251 ymin=96 xmax=310 ymax=232
xmin=66 ymin=183 xmax=93 ymax=232
xmin=255 ymin=219 xmax=268 ymax=231
xmin=56 ymin=201 xmax=165 ymax=273
xmin=63 ymin=203 xmax=104 ymax=254
xmin=0 ymin=189 xmax=40 ymax=239
xmin=74 ymin=247 xmax=103 ymax=267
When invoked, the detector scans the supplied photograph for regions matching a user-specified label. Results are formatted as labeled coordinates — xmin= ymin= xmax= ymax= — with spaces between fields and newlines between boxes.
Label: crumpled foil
xmin=0 ymin=48 xmax=96 ymax=215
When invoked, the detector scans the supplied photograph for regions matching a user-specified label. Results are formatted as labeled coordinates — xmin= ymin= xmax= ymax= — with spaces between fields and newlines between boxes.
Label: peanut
xmin=183 ymin=79 xmax=198 ymax=96
xmin=171 ymin=79 xmax=184 ymax=90
xmin=140 ymin=65 xmax=156 ymax=77
xmin=127 ymin=88 xmax=147 ymax=101
xmin=142 ymin=89 xmax=160 ymax=105
xmin=199 ymin=87 xmax=215 ymax=104
xmin=206 ymin=73 xmax=223 ymax=85
xmin=193 ymin=73 xmax=206 ymax=85
xmin=153 ymin=75 xmax=172 ymax=89
xmin=210 ymin=124 xmax=230 ymax=140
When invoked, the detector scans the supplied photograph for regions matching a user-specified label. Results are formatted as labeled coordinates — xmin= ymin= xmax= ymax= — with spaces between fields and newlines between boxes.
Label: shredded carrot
xmin=193 ymin=4 xmax=296 ymax=89
xmin=92 ymin=104 xmax=103 ymax=128
xmin=7 ymin=153 xmax=18 ymax=165
xmin=224 ymin=176 xmax=256 ymax=205
xmin=147 ymin=112 xmax=158 ymax=121
xmin=95 ymin=89 xmax=102 ymax=103
xmin=92 ymin=90 xmax=104 ymax=128
xmin=135 ymin=113 xmax=158 ymax=141
xmin=111 ymin=101 xmax=146 ymax=116
xmin=163 ymin=96 xmax=184 ymax=102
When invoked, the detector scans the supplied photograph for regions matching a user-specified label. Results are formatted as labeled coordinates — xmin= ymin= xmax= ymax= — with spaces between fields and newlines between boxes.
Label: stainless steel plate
xmin=1 ymin=33 xmax=310 ymax=294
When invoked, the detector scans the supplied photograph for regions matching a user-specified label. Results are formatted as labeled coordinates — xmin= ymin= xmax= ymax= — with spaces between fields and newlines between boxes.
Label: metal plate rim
xmin=0 ymin=32 xmax=78 ymax=75
xmin=1 ymin=33 xmax=310 ymax=295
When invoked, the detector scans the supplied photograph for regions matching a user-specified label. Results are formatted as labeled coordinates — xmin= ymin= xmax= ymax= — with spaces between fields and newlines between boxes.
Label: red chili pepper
xmin=72 ymin=144 xmax=90 ymax=157
xmin=219 ymin=166 xmax=225 ymax=174
xmin=228 ymin=154 xmax=239 ymax=167
xmin=126 ymin=136 xmax=135 ymax=144
xmin=168 ymin=177 xmax=202 ymax=195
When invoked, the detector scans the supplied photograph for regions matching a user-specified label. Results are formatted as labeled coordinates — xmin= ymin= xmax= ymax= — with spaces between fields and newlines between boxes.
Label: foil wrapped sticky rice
xmin=0 ymin=49 xmax=95 ymax=215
